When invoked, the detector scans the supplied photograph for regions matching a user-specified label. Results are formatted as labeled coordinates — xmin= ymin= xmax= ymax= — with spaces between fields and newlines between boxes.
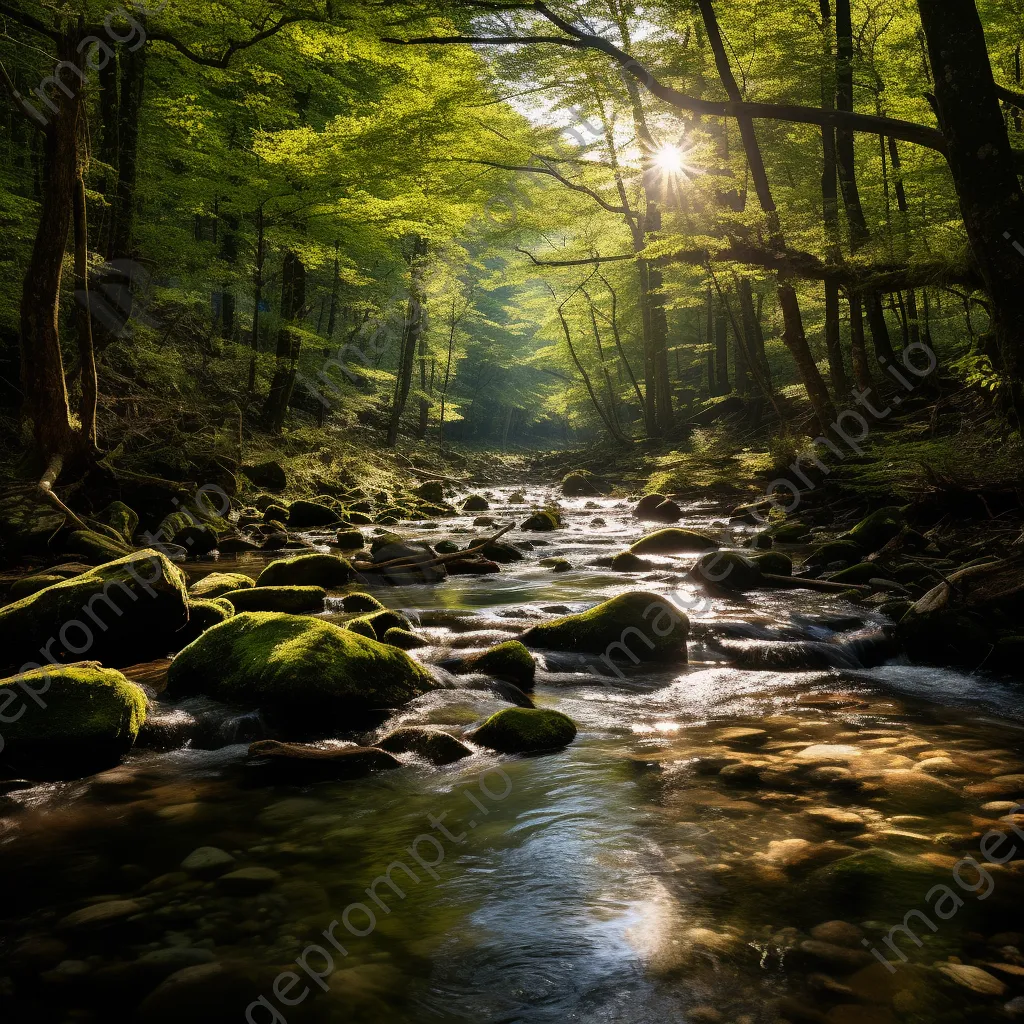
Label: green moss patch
xmin=383 ymin=627 xmax=429 ymax=650
xmin=168 ymin=612 xmax=437 ymax=726
xmin=469 ymin=708 xmax=577 ymax=753
xmin=630 ymin=529 xmax=719 ymax=555
xmin=561 ymin=471 xmax=601 ymax=497
xmin=340 ymin=593 xmax=384 ymax=613
xmin=0 ymin=663 xmax=147 ymax=779
xmin=188 ymin=572 xmax=256 ymax=600
xmin=222 ymin=586 xmax=326 ymax=613
xmin=452 ymin=640 xmax=535 ymax=689
xmin=256 ymin=553 xmax=352 ymax=588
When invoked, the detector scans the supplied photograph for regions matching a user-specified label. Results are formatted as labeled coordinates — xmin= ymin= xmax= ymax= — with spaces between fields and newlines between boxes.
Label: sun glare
xmin=654 ymin=144 xmax=685 ymax=174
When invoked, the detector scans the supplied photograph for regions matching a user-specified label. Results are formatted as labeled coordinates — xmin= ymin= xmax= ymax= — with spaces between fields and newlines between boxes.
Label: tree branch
xmin=459 ymin=158 xmax=629 ymax=214
xmin=0 ymin=2 xmax=62 ymax=42
xmin=148 ymin=14 xmax=316 ymax=68
xmin=515 ymin=247 xmax=634 ymax=266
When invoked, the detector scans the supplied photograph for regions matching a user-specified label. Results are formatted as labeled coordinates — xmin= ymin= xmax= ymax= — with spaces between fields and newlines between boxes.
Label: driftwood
xmin=763 ymin=573 xmax=871 ymax=594
xmin=909 ymin=556 xmax=1024 ymax=616
xmin=352 ymin=522 xmax=516 ymax=573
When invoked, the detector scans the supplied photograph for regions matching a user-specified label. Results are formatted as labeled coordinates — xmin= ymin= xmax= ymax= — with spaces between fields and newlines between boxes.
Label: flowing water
xmin=2 ymin=489 xmax=1023 ymax=1023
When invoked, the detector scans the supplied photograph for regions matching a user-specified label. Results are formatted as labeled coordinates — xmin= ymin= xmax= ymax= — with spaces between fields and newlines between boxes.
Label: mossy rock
xmin=96 ymin=501 xmax=139 ymax=544
xmin=808 ymin=849 xmax=947 ymax=915
xmin=435 ymin=540 xmax=461 ymax=555
xmin=10 ymin=574 xmax=67 ymax=600
xmin=418 ymin=502 xmax=457 ymax=518
xmin=829 ymin=562 xmax=891 ymax=585
xmin=451 ymin=640 xmax=536 ymax=689
xmin=546 ymin=558 xmax=572 ymax=573
xmin=382 ymin=627 xmax=429 ymax=650
xmin=521 ymin=510 xmax=561 ymax=531
xmin=412 ymin=481 xmax=445 ymax=503
xmin=632 ymin=494 xmax=667 ymax=519
xmin=335 ymin=528 xmax=365 ymax=549
xmin=263 ymin=505 xmax=289 ymax=525
xmin=346 ymin=619 xmax=377 ymax=640
xmin=521 ymin=591 xmax=688 ymax=660
xmin=256 ymin=553 xmax=352 ymax=588
xmin=630 ymin=529 xmax=719 ymax=555
xmin=176 ymin=525 xmax=219 ymax=555
xmin=469 ymin=708 xmax=577 ymax=754
xmin=688 ymin=551 xmax=763 ymax=592
xmin=222 ymin=586 xmax=325 ymax=613
xmin=752 ymin=551 xmax=793 ymax=577
xmin=751 ymin=532 xmax=773 ymax=550
xmin=340 ymin=593 xmax=384 ymax=613
xmin=611 ymin=551 xmax=652 ymax=572
xmin=188 ymin=572 xmax=256 ymax=600
xmin=509 ymin=491 xmax=526 ymax=503
xmin=0 ymin=663 xmax=147 ymax=780
xmin=806 ymin=540 xmax=863 ymax=569
xmin=635 ymin=496 xmax=683 ymax=523
xmin=561 ymin=471 xmax=601 ymax=497
xmin=377 ymin=727 xmax=472 ymax=764
xmin=253 ymin=494 xmax=284 ymax=512
xmin=348 ymin=608 xmax=413 ymax=636
xmin=880 ymin=599 xmax=913 ymax=622
xmin=174 ymin=599 xmax=234 ymax=648
xmin=64 ymin=529 xmax=132 ymax=564
xmin=156 ymin=511 xmax=196 ymax=544
xmin=168 ymin=612 xmax=437 ymax=725
xmin=242 ymin=461 xmax=287 ymax=490
xmin=349 ymin=500 xmax=374 ymax=514
xmin=377 ymin=515 xmax=400 ymax=526
xmin=842 ymin=506 xmax=904 ymax=553
xmin=461 ymin=494 xmax=490 ymax=512
xmin=343 ymin=511 xmax=374 ymax=526
xmin=769 ymin=522 xmax=811 ymax=544
xmin=0 ymin=550 xmax=189 ymax=672
xmin=287 ymin=500 xmax=340 ymax=528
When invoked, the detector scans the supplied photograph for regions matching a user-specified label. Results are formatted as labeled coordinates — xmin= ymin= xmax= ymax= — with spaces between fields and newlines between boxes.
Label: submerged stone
xmin=255 ymin=553 xmax=352 ymax=588
xmin=520 ymin=591 xmax=688 ymax=660
xmin=469 ymin=707 xmax=577 ymax=753
xmin=0 ymin=663 xmax=148 ymax=780
xmin=446 ymin=640 xmax=536 ymax=689
xmin=168 ymin=612 xmax=436 ymax=724
xmin=377 ymin=726 xmax=473 ymax=764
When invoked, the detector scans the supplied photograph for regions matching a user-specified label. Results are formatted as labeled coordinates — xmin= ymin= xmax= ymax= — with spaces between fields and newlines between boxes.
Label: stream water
xmin=2 ymin=488 xmax=1023 ymax=1023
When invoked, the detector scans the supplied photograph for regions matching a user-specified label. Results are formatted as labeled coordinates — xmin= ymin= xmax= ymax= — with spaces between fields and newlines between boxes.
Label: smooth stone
xmin=935 ymin=962 xmax=1006 ymax=996
xmin=180 ymin=847 xmax=236 ymax=878
xmin=217 ymin=867 xmax=281 ymax=895
xmin=805 ymin=807 xmax=866 ymax=830
xmin=58 ymin=899 xmax=143 ymax=932
xmin=810 ymin=921 xmax=865 ymax=948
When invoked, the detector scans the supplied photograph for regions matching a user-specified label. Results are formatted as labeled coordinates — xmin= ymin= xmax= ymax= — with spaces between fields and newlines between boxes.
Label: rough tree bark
xmin=387 ymin=235 xmax=427 ymax=447
xmin=262 ymin=251 xmax=306 ymax=432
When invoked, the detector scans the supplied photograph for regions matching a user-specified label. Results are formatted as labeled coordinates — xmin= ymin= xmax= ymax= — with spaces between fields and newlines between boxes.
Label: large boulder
xmin=521 ymin=510 xmax=561 ymax=531
xmin=688 ymin=551 xmax=764 ymax=592
xmin=221 ymin=586 xmax=325 ymax=613
xmin=242 ymin=461 xmax=287 ymax=490
xmin=633 ymin=494 xmax=682 ymax=523
xmin=630 ymin=529 xmax=718 ymax=555
xmin=412 ymin=481 xmax=445 ymax=503
xmin=0 ymin=663 xmax=147 ymax=779
xmin=0 ymin=550 xmax=189 ymax=673
xmin=188 ymin=572 xmax=255 ymax=600
xmin=842 ymin=506 xmax=904 ymax=553
xmin=167 ymin=612 xmax=437 ymax=726
xmin=64 ymin=529 xmax=132 ymax=563
xmin=255 ymin=553 xmax=352 ymax=588
xmin=632 ymin=494 xmax=666 ymax=519
xmin=461 ymin=494 xmax=490 ymax=512
xmin=561 ymin=471 xmax=601 ymax=497
xmin=520 ymin=592 xmax=688 ymax=660
xmin=95 ymin=501 xmax=139 ymax=544
xmin=286 ymin=500 xmax=340 ymax=528
xmin=752 ymin=551 xmax=793 ymax=577
xmin=469 ymin=708 xmax=577 ymax=753
xmin=377 ymin=726 xmax=472 ymax=764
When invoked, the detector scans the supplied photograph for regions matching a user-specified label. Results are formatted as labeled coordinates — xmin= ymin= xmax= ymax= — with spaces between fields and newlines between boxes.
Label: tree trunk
xmin=263 ymin=251 xmax=306 ymax=432
xmin=74 ymin=169 xmax=98 ymax=451
xmin=248 ymin=205 xmax=265 ymax=394
xmin=109 ymin=43 xmax=146 ymax=261
xmin=737 ymin=277 xmax=772 ymax=390
xmin=697 ymin=0 xmax=837 ymax=430
xmin=918 ymin=0 xmax=1024 ymax=398
xmin=416 ymin=324 xmax=429 ymax=439
xmin=387 ymin=236 xmax=427 ymax=446
xmin=849 ymin=293 xmax=872 ymax=390
xmin=706 ymin=286 xmax=716 ymax=395
xmin=715 ymin=298 xmax=730 ymax=394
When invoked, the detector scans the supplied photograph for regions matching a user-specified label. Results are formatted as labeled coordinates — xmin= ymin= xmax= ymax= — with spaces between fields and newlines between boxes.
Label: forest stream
xmin=2 ymin=486 xmax=1021 ymax=1024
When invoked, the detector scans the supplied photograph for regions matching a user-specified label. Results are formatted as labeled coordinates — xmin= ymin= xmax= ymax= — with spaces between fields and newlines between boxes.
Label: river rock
xmin=383 ymin=627 xmax=429 ymax=649
xmin=0 ymin=663 xmax=148 ymax=780
xmin=377 ymin=726 xmax=473 ymax=764
xmin=936 ymin=963 xmax=1006 ymax=996
xmin=630 ymin=529 xmax=719 ymax=555
xmin=561 ymin=470 xmax=601 ymax=496
xmin=461 ymin=494 xmax=489 ymax=511
xmin=444 ymin=640 xmax=536 ymax=689
xmin=217 ymin=867 xmax=281 ymax=894
xmin=243 ymin=461 xmax=287 ymax=489
xmin=843 ymin=507 xmax=904 ymax=553
xmin=221 ymin=585 xmax=325 ymax=613
xmin=136 ymin=961 xmax=267 ymax=1024
xmin=811 ymin=920 xmax=864 ymax=947
xmin=469 ymin=707 xmax=577 ymax=753
xmin=870 ymin=769 xmax=964 ymax=812
xmin=287 ymin=499 xmax=340 ymax=527
xmin=255 ymin=553 xmax=352 ymax=588
xmin=688 ymin=551 xmax=764 ymax=591
xmin=521 ymin=510 xmax=561 ymax=531
xmin=341 ymin=592 xmax=384 ymax=613
xmin=0 ymin=549 xmax=189 ymax=672
xmin=181 ymin=847 xmax=237 ymax=877
xmin=520 ymin=591 xmax=688 ymax=660
xmin=188 ymin=572 xmax=255 ymax=599
xmin=245 ymin=740 xmax=402 ymax=781
xmin=167 ymin=612 xmax=437 ymax=726
xmin=58 ymin=899 xmax=144 ymax=933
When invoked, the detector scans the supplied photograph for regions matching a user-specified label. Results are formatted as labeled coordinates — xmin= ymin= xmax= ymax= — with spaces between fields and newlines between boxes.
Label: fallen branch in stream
xmin=763 ymin=573 xmax=871 ymax=594
xmin=352 ymin=521 xmax=516 ymax=573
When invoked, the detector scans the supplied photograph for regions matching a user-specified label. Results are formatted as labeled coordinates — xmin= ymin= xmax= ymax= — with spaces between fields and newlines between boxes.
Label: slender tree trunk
xmin=918 ymin=0 xmax=1024 ymax=403
xmin=599 ymin=274 xmax=645 ymax=414
xmin=326 ymin=241 xmax=340 ymax=341
xmin=74 ymin=169 xmax=97 ymax=451
xmin=697 ymin=0 xmax=837 ymax=430
xmin=706 ymin=286 xmax=716 ymax=395
xmin=438 ymin=302 xmax=458 ymax=450
xmin=715 ymin=298 xmax=730 ymax=394
xmin=263 ymin=251 xmax=305 ymax=432
xmin=416 ymin=324 xmax=429 ymax=439
xmin=387 ymin=235 xmax=427 ymax=446
xmin=849 ymin=294 xmax=872 ymax=390
xmin=249 ymin=205 xmax=265 ymax=394
xmin=737 ymin=277 xmax=772 ymax=390
xmin=109 ymin=43 xmax=145 ymax=261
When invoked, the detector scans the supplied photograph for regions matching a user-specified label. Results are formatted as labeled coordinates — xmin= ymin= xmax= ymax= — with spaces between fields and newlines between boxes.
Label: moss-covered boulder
xmin=377 ymin=727 xmax=472 ymax=765
xmin=348 ymin=608 xmax=413 ymax=636
xmin=688 ymin=551 xmax=764 ymax=592
xmin=435 ymin=539 xmax=461 ymax=555
xmin=480 ymin=541 xmax=524 ymax=563
xmin=630 ymin=529 xmax=719 ymax=555
xmin=343 ymin=510 xmax=374 ymax=526
xmin=0 ymin=550 xmax=189 ymax=672
xmin=0 ymin=663 xmax=147 ymax=779
xmin=173 ymin=599 xmax=234 ymax=648
xmin=412 ymin=481 xmax=446 ymax=503
xmin=263 ymin=505 xmax=289 ymax=525
xmin=461 ymin=494 xmax=490 ymax=512
xmin=610 ymin=551 xmax=652 ymax=572
xmin=10 ymin=574 xmax=67 ymax=600
xmin=632 ymin=494 xmax=682 ymax=523
xmin=521 ymin=510 xmax=561 ymax=531
xmin=469 ymin=708 xmax=577 ymax=754
xmin=65 ymin=529 xmax=132 ymax=563
xmin=287 ymin=500 xmax=340 ymax=528
xmin=222 ymin=586 xmax=325 ymax=613
xmin=335 ymin=528 xmax=364 ymax=549
xmin=546 ymin=558 xmax=571 ymax=573
xmin=509 ymin=491 xmax=526 ymax=503
xmin=752 ymin=551 xmax=793 ymax=577
xmin=256 ymin=553 xmax=352 ymax=588
xmin=842 ymin=506 xmax=904 ymax=553
xmin=521 ymin=592 xmax=688 ymax=660
xmin=632 ymin=494 xmax=666 ymax=519
xmin=169 ymin=613 xmax=437 ymax=724
xmin=96 ymin=501 xmax=139 ymax=545
xmin=769 ymin=522 xmax=811 ymax=544
xmin=448 ymin=640 xmax=536 ymax=689
xmin=188 ymin=572 xmax=255 ymax=600
xmin=806 ymin=540 xmax=863 ymax=569
xmin=383 ymin=627 xmax=429 ymax=650
xmin=345 ymin=619 xmax=378 ymax=640
xmin=340 ymin=593 xmax=384 ymax=613
xmin=561 ymin=471 xmax=601 ymax=497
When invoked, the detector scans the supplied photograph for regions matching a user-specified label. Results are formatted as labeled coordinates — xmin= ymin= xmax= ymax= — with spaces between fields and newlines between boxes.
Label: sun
xmin=653 ymin=144 xmax=685 ymax=174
